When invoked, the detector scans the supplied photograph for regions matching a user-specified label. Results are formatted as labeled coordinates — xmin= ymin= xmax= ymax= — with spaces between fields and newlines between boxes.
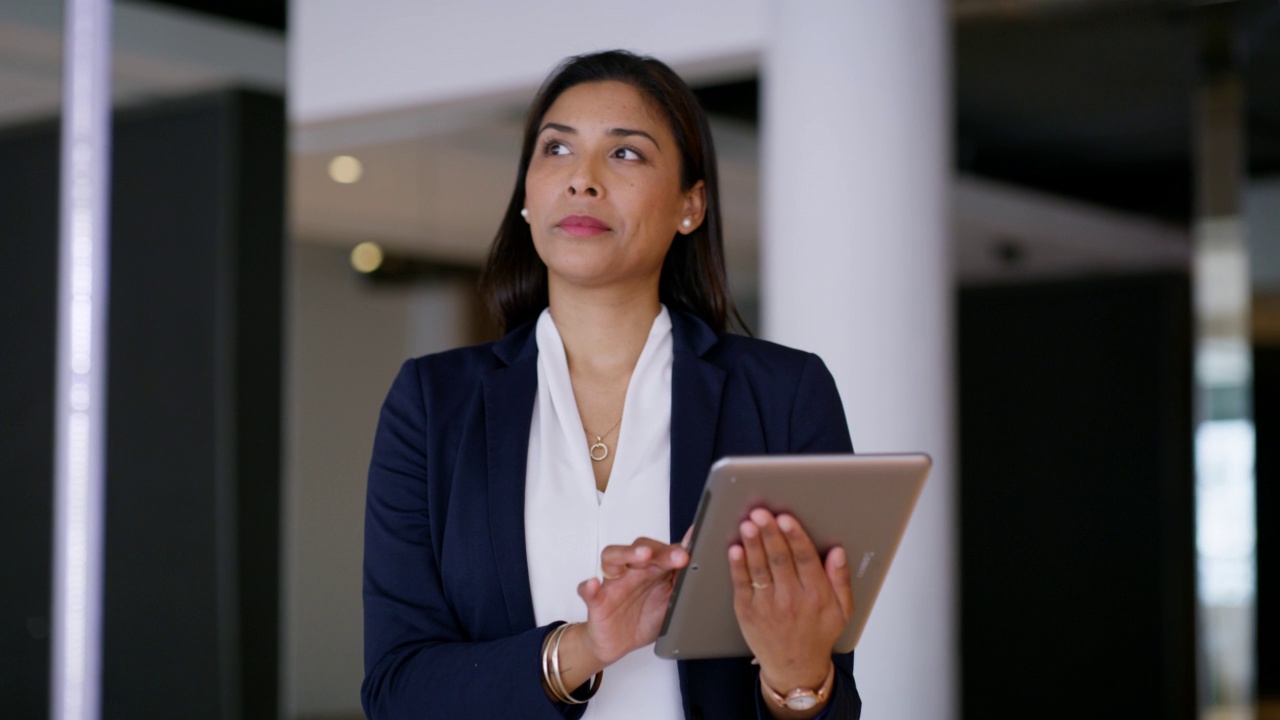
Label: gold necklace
xmin=585 ymin=417 xmax=623 ymax=462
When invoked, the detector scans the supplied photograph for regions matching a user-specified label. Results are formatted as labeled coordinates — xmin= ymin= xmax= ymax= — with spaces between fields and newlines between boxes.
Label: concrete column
xmin=761 ymin=2 xmax=955 ymax=718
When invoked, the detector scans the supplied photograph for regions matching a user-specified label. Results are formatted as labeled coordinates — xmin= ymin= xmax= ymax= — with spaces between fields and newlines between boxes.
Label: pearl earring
xmin=521 ymin=208 xmax=530 ymax=220
xmin=681 ymin=218 xmax=692 ymax=228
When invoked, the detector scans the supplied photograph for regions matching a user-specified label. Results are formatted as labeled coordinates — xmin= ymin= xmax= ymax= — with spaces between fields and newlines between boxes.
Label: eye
xmin=612 ymin=146 xmax=642 ymax=161
xmin=542 ymin=140 xmax=570 ymax=156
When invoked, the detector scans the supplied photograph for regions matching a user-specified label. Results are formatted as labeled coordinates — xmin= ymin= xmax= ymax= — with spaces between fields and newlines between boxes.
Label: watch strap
xmin=760 ymin=661 xmax=836 ymax=711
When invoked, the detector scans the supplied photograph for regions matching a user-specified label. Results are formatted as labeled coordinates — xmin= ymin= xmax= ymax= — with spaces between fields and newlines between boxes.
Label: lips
xmin=556 ymin=214 xmax=611 ymax=237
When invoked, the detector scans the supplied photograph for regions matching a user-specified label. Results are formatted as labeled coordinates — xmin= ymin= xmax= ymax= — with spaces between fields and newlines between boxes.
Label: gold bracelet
xmin=543 ymin=623 xmax=603 ymax=705
xmin=541 ymin=624 xmax=572 ymax=703
xmin=540 ymin=629 xmax=554 ymax=699
xmin=550 ymin=624 xmax=576 ymax=703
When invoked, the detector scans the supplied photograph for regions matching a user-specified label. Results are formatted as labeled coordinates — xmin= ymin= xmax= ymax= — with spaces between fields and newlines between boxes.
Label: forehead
xmin=542 ymin=80 xmax=672 ymax=141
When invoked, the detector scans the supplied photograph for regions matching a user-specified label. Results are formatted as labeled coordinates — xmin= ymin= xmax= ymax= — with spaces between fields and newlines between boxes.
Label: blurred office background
xmin=1 ymin=0 xmax=1277 ymax=718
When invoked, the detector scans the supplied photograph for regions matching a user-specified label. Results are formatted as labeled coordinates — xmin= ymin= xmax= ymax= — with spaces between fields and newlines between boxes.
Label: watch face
xmin=785 ymin=694 xmax=818 ymax=711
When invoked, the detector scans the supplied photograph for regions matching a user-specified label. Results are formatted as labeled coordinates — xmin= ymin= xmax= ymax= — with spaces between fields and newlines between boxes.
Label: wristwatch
xmin=760 ymin=662 xmax=836 ymax=711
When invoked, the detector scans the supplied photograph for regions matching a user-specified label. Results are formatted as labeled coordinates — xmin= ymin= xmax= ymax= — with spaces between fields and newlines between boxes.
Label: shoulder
xmin=670 ymin=308 xmax=820 ymax=375
xmin=709 ymin=334 xmax=851 ymax=452
xmin=389 ymin=319 xmax=536 ymax=408
xmin=409 ymin=341 xmax=502 ymax=377
xmin=396 ymin=342 xmax=499 ymax=403
xmin=405 ymin=317 xmax=535 ymax=383
xmin=698 ymin=331 xmax=851 ymax=452
xmin=703 ymin=332 xmax=826 ymax=381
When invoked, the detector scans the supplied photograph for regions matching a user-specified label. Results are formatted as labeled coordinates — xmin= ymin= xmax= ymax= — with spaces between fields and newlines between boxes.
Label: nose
xmin=566 ymin=157 xmax=602 ymax=198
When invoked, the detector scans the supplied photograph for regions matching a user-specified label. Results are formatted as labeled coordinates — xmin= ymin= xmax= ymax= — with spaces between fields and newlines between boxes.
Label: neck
xmin=547 ymin=280 xmax=661 ymax=376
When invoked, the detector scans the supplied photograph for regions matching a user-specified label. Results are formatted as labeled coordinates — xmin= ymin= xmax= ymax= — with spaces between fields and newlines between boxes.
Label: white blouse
xmin=525 ymin=306 xmax=683 ymax=720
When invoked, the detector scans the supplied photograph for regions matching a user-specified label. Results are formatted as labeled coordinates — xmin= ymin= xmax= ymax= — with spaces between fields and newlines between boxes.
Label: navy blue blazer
xmin=362 ymin=309 xmax=861 ymax=720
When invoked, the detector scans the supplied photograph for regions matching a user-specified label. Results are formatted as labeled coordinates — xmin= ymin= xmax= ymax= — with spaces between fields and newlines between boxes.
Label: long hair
xmin=478 ymin=50 xmax=746 ymax=335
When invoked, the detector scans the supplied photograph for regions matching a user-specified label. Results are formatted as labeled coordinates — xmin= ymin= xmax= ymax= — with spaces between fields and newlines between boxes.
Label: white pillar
xmin=761 ymin=2 xmax=955 ymax=718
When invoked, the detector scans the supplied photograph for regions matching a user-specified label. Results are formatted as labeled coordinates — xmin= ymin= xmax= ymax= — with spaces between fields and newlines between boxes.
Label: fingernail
xmin=729 ymin=545 xmax=743 ymax=561
xmin=777 ymin=515 xmax=795 ymax=532
xmin=672 ymin=548 xmax=687 ymax=563
xmin=740 ymin=521 xmax=758 ymax=538
xmin=751 ymin=509 xmax=769 ymax=526
xmin=832 ymin=547 xmax=847 ymax=568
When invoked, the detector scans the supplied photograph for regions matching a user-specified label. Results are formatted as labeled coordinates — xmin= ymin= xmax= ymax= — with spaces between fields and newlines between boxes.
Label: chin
xmin=547 ymin=267 xmax=618 ymax=290
xmin=541 ymin=250 xmax=616 ymax=283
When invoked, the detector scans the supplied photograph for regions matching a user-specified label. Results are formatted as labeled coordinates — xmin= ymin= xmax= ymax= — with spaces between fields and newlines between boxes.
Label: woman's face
xmin=523 ymin=80 xmax=704 ymax=293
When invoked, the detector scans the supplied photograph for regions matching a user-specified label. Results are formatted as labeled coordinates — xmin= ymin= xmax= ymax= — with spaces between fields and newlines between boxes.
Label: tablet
xmin=654 ymin=453 xmax=930 ymax=660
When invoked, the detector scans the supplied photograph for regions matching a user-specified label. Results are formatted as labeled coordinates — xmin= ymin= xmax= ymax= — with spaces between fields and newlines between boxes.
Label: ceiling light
xmin=350 ymin=242 xmax=384 ymax=274
xmin=329 ymin=155 xmax=363 ymax=184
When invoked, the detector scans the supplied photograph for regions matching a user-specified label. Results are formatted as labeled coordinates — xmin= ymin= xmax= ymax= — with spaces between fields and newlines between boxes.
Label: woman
xmin=362 ymin=50 xmax=860 ymax=720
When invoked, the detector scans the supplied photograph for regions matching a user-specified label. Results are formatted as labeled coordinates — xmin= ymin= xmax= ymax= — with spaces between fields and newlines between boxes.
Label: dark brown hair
xmin=479 ymin=50 xmax=746 ymax=335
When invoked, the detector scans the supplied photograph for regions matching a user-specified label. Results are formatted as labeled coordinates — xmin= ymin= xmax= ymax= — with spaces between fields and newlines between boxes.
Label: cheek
xmin=523 ymin=170 xmax=543 ymax=204
xmin=524 ymin=163 xmax=558 ymax=201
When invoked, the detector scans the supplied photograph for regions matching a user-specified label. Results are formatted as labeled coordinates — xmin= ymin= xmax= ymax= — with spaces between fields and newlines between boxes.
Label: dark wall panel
xmin=0 ymin=89 xmax=283 ymax=719
xmin=0 ymin=121 xmax=60 ymax=720
xmin=103 ymin=99 xmax=225 ymax=716
xmin=959 ymin=274 xmax=1196 ymax=720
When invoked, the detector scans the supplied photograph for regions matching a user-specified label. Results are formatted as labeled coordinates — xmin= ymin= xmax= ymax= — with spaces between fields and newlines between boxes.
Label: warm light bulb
xmin=329 ymin=155 xmax=363 ymax=184
xmin=350 ymin=242 xmax=384 ymax=274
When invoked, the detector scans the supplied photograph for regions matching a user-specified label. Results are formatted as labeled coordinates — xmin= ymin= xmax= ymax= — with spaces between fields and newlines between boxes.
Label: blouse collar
xmin=492 ymin=306 xmax=719 ymax=367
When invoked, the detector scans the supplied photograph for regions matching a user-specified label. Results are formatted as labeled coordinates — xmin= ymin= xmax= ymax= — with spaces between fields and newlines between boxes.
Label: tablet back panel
xmin=655 ymin=453 xmax=929 ymax=659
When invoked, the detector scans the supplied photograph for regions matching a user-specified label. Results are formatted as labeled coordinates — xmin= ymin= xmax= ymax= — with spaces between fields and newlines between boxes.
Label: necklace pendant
xmin=589 ymin=437 xmax=609 ymax=462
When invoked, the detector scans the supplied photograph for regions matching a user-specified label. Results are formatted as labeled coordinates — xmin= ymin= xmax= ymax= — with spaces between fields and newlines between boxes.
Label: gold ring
xmin=751 ymin=581 xmax=770 ymax=590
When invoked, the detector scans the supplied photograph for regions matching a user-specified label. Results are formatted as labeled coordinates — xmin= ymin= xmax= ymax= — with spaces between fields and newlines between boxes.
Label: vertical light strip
xmin=51 ymin=1 xmax=112 ymax=719
xmin=1192 ymin=11 xmax=1256 ymax=716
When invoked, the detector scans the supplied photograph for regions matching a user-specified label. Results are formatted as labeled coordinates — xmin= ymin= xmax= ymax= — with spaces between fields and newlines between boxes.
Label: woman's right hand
xmin=575 ymin=537 xmax=689 ymax=666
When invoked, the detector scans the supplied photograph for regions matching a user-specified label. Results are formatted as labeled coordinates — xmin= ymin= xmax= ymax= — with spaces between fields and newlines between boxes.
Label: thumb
xmin=578 ymin=577 xmax=602 ymax=606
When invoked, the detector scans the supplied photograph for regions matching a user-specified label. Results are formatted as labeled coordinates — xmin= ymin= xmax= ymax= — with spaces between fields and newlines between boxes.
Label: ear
xmin=678 ymin=180 xmax=707 ymax=235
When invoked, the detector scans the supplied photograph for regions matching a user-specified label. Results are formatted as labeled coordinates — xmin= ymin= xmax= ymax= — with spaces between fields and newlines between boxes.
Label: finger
xmin=600 ymin=539 xmax=686 ymax=579
xmin=751 ymin=509 xmax=799 ymax=589
xmin=776 ymin=514 xmax=825 ymax=590
xmin=599 ymin=555 xmax=630 ymax=580
xmin=825 ymin=546 xmax=856 ymax=620
xmin=629 ymin=537 xmax=688 ymax=570
xmin=739 ymin=518 xmax=772 ymax=589
xmin=578 ymin=577 xmax=602 ymax=606
xmin=727 ymin=545 xmax=754 ymax=608
xmin=599 ymin=543 xmax=649 ymax=576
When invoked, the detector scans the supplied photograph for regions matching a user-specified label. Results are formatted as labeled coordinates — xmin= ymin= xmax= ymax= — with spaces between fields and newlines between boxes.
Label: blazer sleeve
xmin=361 ymin=360 xmax=583 ymax=720
xmin=766 ymin=352 xmax=862 ymax=720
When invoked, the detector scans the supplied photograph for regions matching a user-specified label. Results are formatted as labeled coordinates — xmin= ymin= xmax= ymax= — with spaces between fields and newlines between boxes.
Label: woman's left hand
xmin=728 ymin=509 xmax=854 ymax=698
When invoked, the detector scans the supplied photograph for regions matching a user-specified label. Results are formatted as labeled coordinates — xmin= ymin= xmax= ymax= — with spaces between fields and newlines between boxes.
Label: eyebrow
xmin=538 ymin=122 xmax=661 ymax=149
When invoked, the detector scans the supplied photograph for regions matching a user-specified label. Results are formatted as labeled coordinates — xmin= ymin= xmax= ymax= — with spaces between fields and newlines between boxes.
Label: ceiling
xmin=0 ymin=0 xmax=285 ymax=129
xmin=293 ymin=0 xmax=1259 ymax=282
xmin=956 ymin=0 xmax=1280 ymax=223
xmin=680 ymin=1 xmax=1280 ymax=224
xmin=10 ymin=0 xmax=1280 ymax=283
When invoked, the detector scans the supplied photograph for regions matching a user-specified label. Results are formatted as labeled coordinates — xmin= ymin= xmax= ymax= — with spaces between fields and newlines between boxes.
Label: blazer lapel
xmin=484 ymin=324 xmax=539 ymax=633
xmin=668 ymin=311 xmax=727 ymax=709
xmin=668 ymin=311 xmax=726 ymax=543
